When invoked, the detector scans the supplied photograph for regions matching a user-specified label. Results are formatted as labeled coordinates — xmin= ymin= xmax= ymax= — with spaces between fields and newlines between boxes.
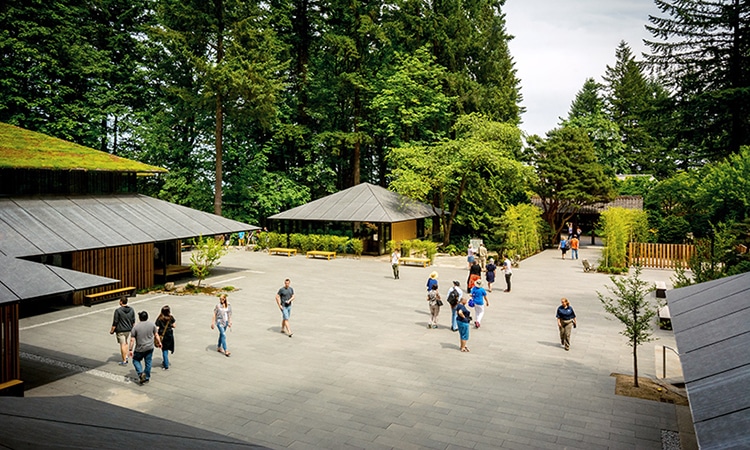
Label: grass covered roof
xmin=0 ymin=122 xmax=166 ymax=173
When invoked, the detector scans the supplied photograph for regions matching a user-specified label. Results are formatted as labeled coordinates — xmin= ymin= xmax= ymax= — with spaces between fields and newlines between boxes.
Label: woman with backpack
xmin=426 ymin=284 xmax=442 ymax=329
xmin=560 ymin=236 xmax=569 ymax=260
xmin=446 ymin=281 xmax=463 ymax=332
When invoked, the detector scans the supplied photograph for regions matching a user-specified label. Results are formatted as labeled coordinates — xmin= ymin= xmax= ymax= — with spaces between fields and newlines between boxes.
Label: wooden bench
xmin=269 ymin=247 xmax=297 ymax=257
xmin=306 ymin=250 xmax=336 ymax=260
xmin=83 ymin=286 xmax=136 ymax=307
xmin=400 ymin=257 xmax=431 ymax=267
xmin=655 ymin=281 xmax=667 ymax=298
xmin=0 ymin=379 xmax=24 ymax=397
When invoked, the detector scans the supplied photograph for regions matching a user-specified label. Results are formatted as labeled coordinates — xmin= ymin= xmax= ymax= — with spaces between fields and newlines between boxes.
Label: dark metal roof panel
xmin=0 ymin=195 xmax=259 ymax=258
xmin=13 ymin=198 xmax=105 ymax=249
xmin=0 ymin=199 xmax=73 ymax=255
xmin=668 ymin=272 xmax=750 ymax=450
xmin=269 ymin=183 xmax=438 ymax=222
xmin=0 ymin=256 xmax=116 ymax=305
xmin=41 ymin=197 xmax=125 ymax=247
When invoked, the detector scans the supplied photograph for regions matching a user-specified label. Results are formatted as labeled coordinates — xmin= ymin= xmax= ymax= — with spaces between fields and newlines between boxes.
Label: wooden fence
xmin=71 ymin=243 xmax=154 ymax=305
xmin=628 ymin=242 xmax=695 ymax=269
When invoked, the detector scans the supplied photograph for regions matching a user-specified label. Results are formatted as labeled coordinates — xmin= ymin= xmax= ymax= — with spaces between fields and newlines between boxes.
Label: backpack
xmin=447 ymin=288 xmax=459 ymax=307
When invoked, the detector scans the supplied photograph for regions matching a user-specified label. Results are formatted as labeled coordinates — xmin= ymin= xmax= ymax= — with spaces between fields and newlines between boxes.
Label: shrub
xmin=497 ymin=204 xmax=544 ymax=258
xmin=599 ymin=207 xmax=648 ymax=269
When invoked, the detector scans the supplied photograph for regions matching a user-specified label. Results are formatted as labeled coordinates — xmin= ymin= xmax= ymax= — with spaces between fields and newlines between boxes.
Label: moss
xmin=0 ymin=122 xmax=166 ymax=173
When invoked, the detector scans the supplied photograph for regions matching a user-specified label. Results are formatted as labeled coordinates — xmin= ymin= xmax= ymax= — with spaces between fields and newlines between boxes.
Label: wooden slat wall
xmin=71 ymin=243 xmax=155 ymax=305
xmin=628 ymin=242 xmax=695 ymax=269
xmin=0 ymin=302 xmax=20 ymax=383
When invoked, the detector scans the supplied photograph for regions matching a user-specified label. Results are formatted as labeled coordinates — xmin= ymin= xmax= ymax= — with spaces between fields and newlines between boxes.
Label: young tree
xmin=189 ymin=235 xmax=229 ymax=287
xmin=528 ymin=126 xmax=615 ymax=243
xmin=598 ymin=266 xmax=659 ymax=387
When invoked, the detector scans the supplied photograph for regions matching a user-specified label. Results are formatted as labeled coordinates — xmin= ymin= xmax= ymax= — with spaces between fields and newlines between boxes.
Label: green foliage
xmin=388 ymin=114 xmax=530 ymax=244
xmin=598 ymin=266 xmax=659 ymax=387
xmin=646 ymin=0 xmax=750 ymax=159
xmin=392 ymin=239 xmax=438 ymax=262
xmin=599 ymin=207 xmax=649 ymax=269
xmin=617 ymin=176 xmax=657 ymax=197
xmin=658 ymin=215 xmax=691 ymax=244
xmin=189 ymin=235 xmax=229 ymax=286
xmin=256 ymin=231 xmax=362 ymax=256
xmin=694 ymin=147 xmax=750 ymax=225
xmin=442 ymin=244 xmax=460 ymax=256
xmin=496 ymin=204 xmax=544 ymax=259
xmin=528 ymin=125 xmax=615 ymax=242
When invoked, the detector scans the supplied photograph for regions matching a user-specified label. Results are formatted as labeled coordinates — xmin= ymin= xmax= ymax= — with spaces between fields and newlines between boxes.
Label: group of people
xmin=110 ymin=278 xmax=295 ymax=385
xmin=559 ymin=224 xmax=583 ymax=260
xmin=110 ymin=298 xmax=176 ymax=385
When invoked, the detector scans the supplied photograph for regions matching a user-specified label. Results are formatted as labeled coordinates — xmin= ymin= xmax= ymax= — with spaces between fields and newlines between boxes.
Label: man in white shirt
xmin=502 ymin=254 xmax=513 ymax=292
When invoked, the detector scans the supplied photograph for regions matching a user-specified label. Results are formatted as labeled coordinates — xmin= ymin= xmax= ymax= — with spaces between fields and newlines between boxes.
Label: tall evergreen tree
xmin=602 ymin=41 xmax=665 ymax=174
xmin=646 ymin=0 xmax=750 ymax=160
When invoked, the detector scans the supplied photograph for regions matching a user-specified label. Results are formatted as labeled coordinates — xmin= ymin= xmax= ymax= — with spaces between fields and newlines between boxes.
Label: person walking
xmin=446 ymin=281 xmax=463 ymax=332
xmin=426 ymin=271 xmax=439 ymax=292
xmin=559 ymin=236 xmax=569 ymax=259
xmin=466 ymin=244 xmax=475 ymax=269
xmin=129 ymin=311 xmax=161 ymax=385
xmin=570 ymin=235 xmax=580 ymax=260
xmin=276 ymin=278 xmax=295 ymax=337
xmin=456 ymin=296 xmax=472 ymax=352
xmin=391 ymin=248 xmax=401 ymax=279
xmin=467 ymin=260 xmax=481 ymax=290
xmin=485 ymin=258 xmax=497 ymax=292
xmin=426 ymin=284 xmax=442 ymax=329
xmin=478 ymin=243 xmax=488 ymax=271
xmin=556 ymin=298 xmax=577 ymax=351
xmin=155 ymin=305 xmax=175 ymax=370
xmin=110 ymin=297 xmax=135 ymax=366
xmin=502 ymin=254 xmax=513 ymax=293
xmin=470 ymin=280 xmax=489 ymax=328
xmin=211 ymin=294 xmax=232 ymax=356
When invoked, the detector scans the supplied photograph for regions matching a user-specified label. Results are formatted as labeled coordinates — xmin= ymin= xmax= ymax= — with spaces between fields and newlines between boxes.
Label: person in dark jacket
xmin=110 ymin=297 xmax=135 ymax=366
xmin=155 ymin=305 xmax=176 ymax=370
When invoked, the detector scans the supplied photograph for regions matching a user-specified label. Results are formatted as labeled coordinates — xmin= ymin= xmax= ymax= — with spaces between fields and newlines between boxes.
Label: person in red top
xmin=570 ymin=235 xmax=580 ymax=260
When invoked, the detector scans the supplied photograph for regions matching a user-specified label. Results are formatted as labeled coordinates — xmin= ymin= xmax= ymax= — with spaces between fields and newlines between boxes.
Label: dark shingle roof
xmin=268 ymin=182 xmax=440 ymax=223
xmin=668 ymin=272 xmax=750 ymax=449
xmin=0 ymin=194 xmax=259 ymax=258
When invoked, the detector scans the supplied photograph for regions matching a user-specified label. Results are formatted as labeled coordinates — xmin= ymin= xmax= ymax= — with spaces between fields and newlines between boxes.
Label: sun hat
xmin=430 ymin=271 xmax=438 ymax=279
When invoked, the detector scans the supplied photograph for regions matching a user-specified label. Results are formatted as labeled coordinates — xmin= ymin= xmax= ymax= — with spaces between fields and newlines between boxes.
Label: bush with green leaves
xmin=599 ymin=207 xmax=648 ymax=269
xmin=497 ymin=203 xmax=544 ymax=259
xmin=189 ymin=235 xmax=229 ymax=286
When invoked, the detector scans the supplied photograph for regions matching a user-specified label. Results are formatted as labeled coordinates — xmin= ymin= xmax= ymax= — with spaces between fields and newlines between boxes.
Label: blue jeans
xmin=132 ymin=349 xmax=153 ymax=381
xmin=451 ymin=306 xmax=458 ymax=330
xmin=161 ymin=349 xmax=170 ymax=369
xmin=216 ymin=322 xmax=228 ymax=351
xmin=571 ymin=249 xmax=579 ymax=259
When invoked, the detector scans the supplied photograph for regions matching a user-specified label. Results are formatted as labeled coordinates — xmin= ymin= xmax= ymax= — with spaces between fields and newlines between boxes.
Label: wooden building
xmin=268 ymin=182 xmax=441 ymax=255
xmin=0 ymin=122 xmax=258 ymax=393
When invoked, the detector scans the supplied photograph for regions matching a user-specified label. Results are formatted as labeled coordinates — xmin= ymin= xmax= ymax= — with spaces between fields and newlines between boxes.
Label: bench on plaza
xmin=269 ymin=247 xmax=297 ymax=257
xmin=658 ymin=303 xmax=672 ymax=330
xmin=83 ymin=286 xmax=136 ymax=307
xmin=400 ymin=257 xmax=431 ymax=267
xmin=306 ymin=250 xmax=336 ymax=260
xmin=655 ymin=281 xmax=667 ymax=298
xmin=0 ymin=379 xmax=24 ymax=397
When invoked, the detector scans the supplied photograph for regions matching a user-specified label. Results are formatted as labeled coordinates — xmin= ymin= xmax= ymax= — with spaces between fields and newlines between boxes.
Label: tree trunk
xmin=633 ymin=307 xmax=639 ymax=387
xmin=213 ymin=0 xmax=224 ymax=216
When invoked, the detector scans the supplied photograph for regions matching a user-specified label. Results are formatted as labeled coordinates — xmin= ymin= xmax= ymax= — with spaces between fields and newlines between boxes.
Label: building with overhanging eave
xmin=0 ymin=122 xmax=258 ymax=392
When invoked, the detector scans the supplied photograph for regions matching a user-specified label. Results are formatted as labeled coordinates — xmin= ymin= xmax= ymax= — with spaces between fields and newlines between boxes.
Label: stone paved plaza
xmin=17 ymin=244 xmax=685 ymax=449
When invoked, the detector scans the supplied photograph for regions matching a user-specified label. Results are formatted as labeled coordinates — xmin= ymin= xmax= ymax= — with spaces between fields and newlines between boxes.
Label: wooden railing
xmin=628 ymin=242 xmax=695 ymax=269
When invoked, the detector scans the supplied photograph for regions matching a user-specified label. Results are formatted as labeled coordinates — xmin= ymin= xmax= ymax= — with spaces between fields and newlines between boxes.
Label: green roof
xmin=0 ymin=122 xmax=167 ymax=173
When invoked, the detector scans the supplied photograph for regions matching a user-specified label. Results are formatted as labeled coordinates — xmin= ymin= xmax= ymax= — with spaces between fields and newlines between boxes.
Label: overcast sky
xmin=503 ymin=0 xmax=662 ymax=137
